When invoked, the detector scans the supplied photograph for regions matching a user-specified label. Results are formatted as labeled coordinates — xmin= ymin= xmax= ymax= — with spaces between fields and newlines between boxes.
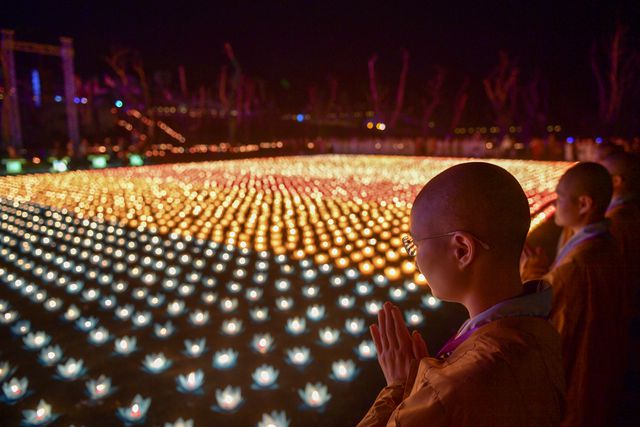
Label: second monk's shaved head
xmin=411 ymin=162 xmax=530 ymax=262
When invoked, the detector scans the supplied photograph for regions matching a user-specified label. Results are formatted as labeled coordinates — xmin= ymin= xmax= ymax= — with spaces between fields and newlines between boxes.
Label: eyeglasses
xmin=402 ymin=231 xmax=490 ymax=257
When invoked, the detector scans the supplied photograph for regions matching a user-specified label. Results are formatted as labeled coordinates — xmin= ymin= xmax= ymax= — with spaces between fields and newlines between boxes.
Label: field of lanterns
xmin=0 ymin=155 xmax=569 ymax=426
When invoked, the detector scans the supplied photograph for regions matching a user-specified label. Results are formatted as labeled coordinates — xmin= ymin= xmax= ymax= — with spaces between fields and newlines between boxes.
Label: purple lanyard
xmin=436 ymin=314 xmax=548 ymax=358
xmin=436 ymin=327 xmax=476 ymax=358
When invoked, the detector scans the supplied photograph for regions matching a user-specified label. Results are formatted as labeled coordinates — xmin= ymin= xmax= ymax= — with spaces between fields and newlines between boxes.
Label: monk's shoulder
xmin=561 ymin=235 xmax=619 ymax=266
xmin=424 ymin=317 xmax=559 ymax=385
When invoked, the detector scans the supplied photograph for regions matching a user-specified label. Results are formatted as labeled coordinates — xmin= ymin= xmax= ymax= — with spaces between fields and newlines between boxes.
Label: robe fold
xmin=543 ymin=231 xmax=629 ymax=427
xmin=358 ymin=284 xmax=565 ymax=427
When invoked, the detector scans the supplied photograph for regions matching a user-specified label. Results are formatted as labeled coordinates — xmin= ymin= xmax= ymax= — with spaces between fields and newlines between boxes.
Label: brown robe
xmin=543 ymin=234 xmax=629 ymax=427
xmin=358 ymin=316 xmax=565 ymax=427
xmin=607 ymin=199 xmax=640 ymax=310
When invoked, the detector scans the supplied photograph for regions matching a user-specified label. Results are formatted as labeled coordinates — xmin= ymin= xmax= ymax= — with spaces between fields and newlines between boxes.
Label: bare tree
xmin=367 ymin=54 xmax=382 ymax=119
xmin=389 ymin=48 xmax=410 ymax=129
xmin=421 ymin=66 xmax=445 ymax=134
xmin=590 ymin=23 xmax=640 ymax=129
xmin=450 ymin=77 xmax=469 ymax=133
xmin=483 ymin=51 xmax=519 ymax=133
xmin=521 ymin=70 xmax=548 ymax=137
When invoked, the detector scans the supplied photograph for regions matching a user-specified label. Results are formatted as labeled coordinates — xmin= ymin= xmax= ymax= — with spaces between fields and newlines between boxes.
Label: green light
xmin=129 ymin=154 xmax=144 ymax=166
xmin=89 ymin=155 xmax=109 ymax=169
xmin=3 ymin=159 xmax=24 ymax=174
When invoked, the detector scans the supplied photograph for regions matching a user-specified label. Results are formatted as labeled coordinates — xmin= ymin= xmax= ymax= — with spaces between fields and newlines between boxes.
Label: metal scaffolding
xmin=1 ymin=29 xmax=80 ymax=154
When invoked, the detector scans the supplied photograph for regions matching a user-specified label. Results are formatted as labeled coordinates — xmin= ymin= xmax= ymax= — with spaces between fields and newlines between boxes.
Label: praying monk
xmin=358 ymin=163 xmax=565 ymax=427
xmin=521 ymin=162 xmax=629 ymax=427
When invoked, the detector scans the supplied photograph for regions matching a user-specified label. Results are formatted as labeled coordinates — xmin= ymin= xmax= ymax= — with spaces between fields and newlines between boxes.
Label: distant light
xmin=376 ymin=123 xmax=386 ymax=131
xmin=366 ymin=122 xmax=374 ymax=129
xmin=51 ymin=159 xmax=68 ymax=173
xmin=54 ymin=95 xmax=62 ymax=103
xmin=296 ymin=114 xmax=304 ymax=123
xmin=2 ymin=159 xmax=24 ymax=174
xmin=566 ymin=137 xmax=574 ymax=144
xmin=595 ymin=137 xmax=603 ymax=144
xmin=80 ymin=97 xmax=88 ymax=104
xmin=89 ymin=155 xmax=109 ymax=169
xmin=115 ymin=100 xmax=124 ymax=108
xmin=129 ymin=154 xmax=144 ymax=167
xmin=73 ymin=97 xmax=81 ymax=104
xmin=31 ymin=70 xmax=42 ymax=107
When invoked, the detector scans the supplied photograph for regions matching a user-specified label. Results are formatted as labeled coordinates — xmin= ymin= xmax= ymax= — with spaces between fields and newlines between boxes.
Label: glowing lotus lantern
xmin=114 ymin=336 xmax=137 ymax=355
xmin=221 ymin=318 xmax=243 ymax=336
xmin=2 ymin=377 xmax=28 ymax=401
xmin=286 ymin=347 xmax=311 ymax=366
xmin=318 ymin=327 xmax=340 ymax=346
xmin=365 ymin=300 xmax=383 ymax=316
xmin=257 ymin=410 xmax=290 ymax=427
xmin=249 ymin=307 xmax=269 ymax=323
xmin=298 ymin=382 xmax=331 ymax=409
xmin=214 ymin=385 xmax=243 ymax=412
xmin=422 ymin=294 xmax=442 ymax=309
xmin=132 ymin=311 xmax=152 ymax=328
xmin=356 ymin=340 xmax=377 ymax=360
xmin=404 ymin=309 xmax=424 ymax=326
xmin=345 ymin=318 xmax=365 ymax=336
xmin=23 ymin=331 xmax=50 ymax=350
xmin=38 ymin=345 xmax=63 ymax=366
xmin=356 ymin=282 xmax=373 ymax=296
xmin=212 ymin=349 xmax=238 ymax=370
xmin=337 ymin=295 xmax=355 ymax=309
xmin=86 ymin=375 xmax=114 ymax=400
xmin=1 ymin=310 xmax=18 ymax=324
xmin=189 ymin=309 xmax=209 ymax=326
xmin=251 ymin=364 xmax=279 ymax=389
xmin=306 ymin=304 xmax=326 ymax=321
xmin=21 ymin=399 xmax=58 ymax=426
xmin=176 ymin=370 xmax=204 ymax=393
xmin=153 ymin=321 xmax=175 ymax=339
xmin=115 ymin=305 xmax=134 ymax=321
xmin=285 ymin=317 xmax=306 ymax=335
xmin=116 ymin=394 xmax=151 ymax=424
xmin=11 ymin=320 xmax=30 ymax=336
xmin=276 ymin=297 xmax=293 ymax=311
xmin=167 ymin=300 xmax=186 ymax=317
xmin=331 ymin=359 xmax=358 ymax=382
xmin=142 ymin=353 xmax=172 ymax=373
xmin=183 ymin=338 xmax=207 ymax=357
xmin=56 ymin=358 xmax=86 ymax=380
xmin=89 ymin=326 xmax=111 ymax=345
xmin=252 ymin=333 xmax=274 ymax=354
xmin=164 ymin=418 xmax=194 ymax=427
xmin=220 ymin=297 xmax=238 ymax=313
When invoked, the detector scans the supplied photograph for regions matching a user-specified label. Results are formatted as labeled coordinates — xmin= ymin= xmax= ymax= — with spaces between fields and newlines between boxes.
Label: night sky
xmin=2 ymin=0 xmax=640 ymax=126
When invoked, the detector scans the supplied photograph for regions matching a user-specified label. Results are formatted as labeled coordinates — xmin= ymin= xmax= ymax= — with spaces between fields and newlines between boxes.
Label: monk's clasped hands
xmin=370 ymin=302 xmax=429 ymax=386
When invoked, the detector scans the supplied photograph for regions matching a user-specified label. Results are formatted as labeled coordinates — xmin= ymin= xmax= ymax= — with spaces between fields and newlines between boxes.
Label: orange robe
xmin=544 ymin=233 xmax=629 ymax=427
xmin=358 ymin=316 xmax=565 ymax=427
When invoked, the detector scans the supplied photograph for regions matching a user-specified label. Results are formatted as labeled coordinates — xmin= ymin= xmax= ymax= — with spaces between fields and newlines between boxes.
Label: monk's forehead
xmin=411 ymin=187 xmax=458 ymax=234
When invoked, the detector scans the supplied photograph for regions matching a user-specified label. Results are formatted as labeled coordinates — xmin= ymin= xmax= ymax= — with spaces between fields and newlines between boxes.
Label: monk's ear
xmin=577 ymin=195 xmax=593 ymax=215
xmin=612 ymin=175 xmax=623 ymax=190
xmin=451 ymin=232 xmax=474 ymax=269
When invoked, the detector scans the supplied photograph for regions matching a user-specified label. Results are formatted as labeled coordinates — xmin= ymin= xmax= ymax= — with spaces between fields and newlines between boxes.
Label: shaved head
xmin=411 ymin=162 xmax=530 ymax=263
xmin=560 ymin=162 xmax=613 ymax=217
xmin=601 ymin=152 xmax=640 ymax=194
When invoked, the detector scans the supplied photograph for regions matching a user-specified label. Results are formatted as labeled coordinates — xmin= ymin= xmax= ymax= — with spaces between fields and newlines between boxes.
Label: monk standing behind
xmin=359 ymin=162 xmax=564 ymax=427
xmin=521 ymin=162 xmax=629 ymax=427
xmin=600 ymin=152 xmax=640 ymax=424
